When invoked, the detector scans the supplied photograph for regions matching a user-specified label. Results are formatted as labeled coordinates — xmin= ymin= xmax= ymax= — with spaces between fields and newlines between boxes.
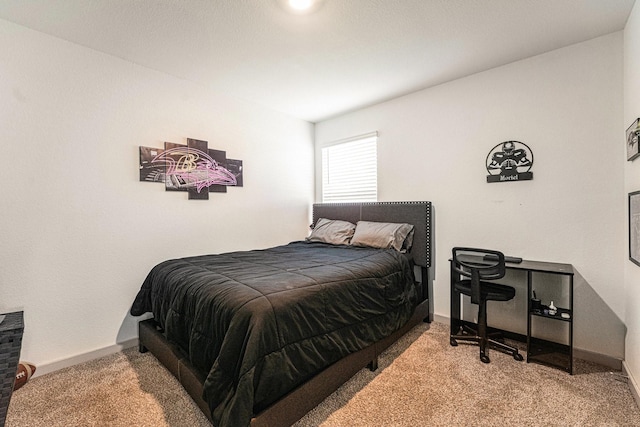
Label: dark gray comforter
xmin=130 ymin=241 xmax=418 ymax=426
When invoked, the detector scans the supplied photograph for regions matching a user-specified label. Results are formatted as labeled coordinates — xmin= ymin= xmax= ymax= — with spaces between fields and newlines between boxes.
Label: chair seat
xmin=454 ymin=279 xmax=515 ymax=301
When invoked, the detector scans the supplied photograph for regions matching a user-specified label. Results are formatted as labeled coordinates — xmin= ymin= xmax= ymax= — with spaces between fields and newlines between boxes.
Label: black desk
xmin=450 ymin=257 xmax=575 ymax=374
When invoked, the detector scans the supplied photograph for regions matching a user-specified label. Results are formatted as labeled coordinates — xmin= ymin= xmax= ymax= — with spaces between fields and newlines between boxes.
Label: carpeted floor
xmin=6 ymin=321 xmax=640 ymax=426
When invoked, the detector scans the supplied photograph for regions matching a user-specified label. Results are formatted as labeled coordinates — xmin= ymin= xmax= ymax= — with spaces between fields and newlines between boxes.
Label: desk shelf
xmin=530 ymin=307 xmax=572 ymax=322
xmin=527 ymin=337 xmax=572 ymax=373
xmin=526 ymin=267 xmax=574 ymax=375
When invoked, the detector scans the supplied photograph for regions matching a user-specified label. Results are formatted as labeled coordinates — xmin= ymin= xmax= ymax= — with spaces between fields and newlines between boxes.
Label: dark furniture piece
xmin=0 ymin=311 xmax=24 ymax=427
xmin=450 ymin=254 xmax=575 ymax=373
xmin=135 ymin=201 xmax=433 ymax=426
xmin=449 ymin=248 xmax=523 ymax=363
xmin=524 ymin=259 xmax=574 ymax=373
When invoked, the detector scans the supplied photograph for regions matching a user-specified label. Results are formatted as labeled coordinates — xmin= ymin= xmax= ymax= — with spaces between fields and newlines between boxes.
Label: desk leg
xmin=569 ymin=274 xmax=574 ymax=374
xmin=526 ymin=270 xmax=532 ymax=363
xmin=450 ymin=261 xmax=461 ymax=337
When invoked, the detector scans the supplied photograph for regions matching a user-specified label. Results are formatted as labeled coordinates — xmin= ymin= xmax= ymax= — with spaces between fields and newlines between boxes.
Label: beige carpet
xmin=6 ymin=322 xmax=640 ymax=426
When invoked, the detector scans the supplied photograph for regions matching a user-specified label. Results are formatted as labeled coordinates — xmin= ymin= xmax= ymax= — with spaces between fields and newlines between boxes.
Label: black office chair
xmin=450 ymin=247 xmax=523 ymax=363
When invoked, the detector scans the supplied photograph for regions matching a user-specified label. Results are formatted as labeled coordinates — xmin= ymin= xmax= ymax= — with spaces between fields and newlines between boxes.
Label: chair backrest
xmin=452 ymin=247 xmax=506 ymax=304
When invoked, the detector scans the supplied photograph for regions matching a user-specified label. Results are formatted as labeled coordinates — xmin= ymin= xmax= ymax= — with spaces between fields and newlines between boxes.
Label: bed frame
xmin=138 ymin=201 xmax=433 ymax=426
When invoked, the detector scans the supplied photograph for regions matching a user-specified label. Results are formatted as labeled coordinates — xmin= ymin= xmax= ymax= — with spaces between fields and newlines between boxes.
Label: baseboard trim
xmin=33 ymin=338 xmax=139 ymax=378
xmin=623 ymin=361 xmax=640 ymax=410
xmin=33 ymin=318 xmax=624 ymax=379
xmin=433 ymin=314 xmax=449 ymax=325
xmin=574 ymin=346 xmax=622 ymax=370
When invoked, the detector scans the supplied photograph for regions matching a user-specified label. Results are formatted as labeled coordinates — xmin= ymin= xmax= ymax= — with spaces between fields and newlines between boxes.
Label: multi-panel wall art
xmin=139 ymin=138 xmax=243 ymax=200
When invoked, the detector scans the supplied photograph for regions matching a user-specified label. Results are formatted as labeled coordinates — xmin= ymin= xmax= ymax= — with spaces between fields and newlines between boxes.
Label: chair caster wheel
xmin=514 ymin=353 xmax=524 ymax=361
xmin=480 ymin=354 xmax=490 ymax=364
xmin=450 ymin=338 xmax=458 ymax=347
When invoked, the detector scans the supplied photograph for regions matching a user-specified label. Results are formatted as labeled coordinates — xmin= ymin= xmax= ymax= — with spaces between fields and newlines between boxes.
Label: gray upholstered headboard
xmin=312 ymin=201 xmax=432 ymax=268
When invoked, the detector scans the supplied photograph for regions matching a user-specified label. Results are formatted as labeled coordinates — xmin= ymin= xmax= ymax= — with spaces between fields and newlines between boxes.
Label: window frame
xmin=319 ymin=131 xmax=378 ymax=203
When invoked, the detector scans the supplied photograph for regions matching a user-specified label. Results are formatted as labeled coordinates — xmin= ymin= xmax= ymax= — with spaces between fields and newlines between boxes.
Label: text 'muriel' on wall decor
xmin=485 ymin=141 xmax=533 ymax=183
xmin=139 ymin=138 xmax=243 ymax=200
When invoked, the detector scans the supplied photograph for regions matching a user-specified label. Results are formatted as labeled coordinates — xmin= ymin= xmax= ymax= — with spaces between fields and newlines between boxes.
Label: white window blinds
xmin=321 ymin=132 xmax=377 ymax=203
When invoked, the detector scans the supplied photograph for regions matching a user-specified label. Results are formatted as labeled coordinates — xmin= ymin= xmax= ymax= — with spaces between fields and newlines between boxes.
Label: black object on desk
xmin=0 ymin=311 xmax=24 ymax=426
xmin=450 ymin=256 xmax=575 ymax=374
xmin=484 ymin=254 xmax=523 ymax=264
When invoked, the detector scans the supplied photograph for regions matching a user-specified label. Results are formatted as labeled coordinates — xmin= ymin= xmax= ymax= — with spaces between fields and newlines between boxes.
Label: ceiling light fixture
xmin=279 ymin=0 xmax=324 ymax=15
xmin=289 ymin=0 xmax=313 ymax=11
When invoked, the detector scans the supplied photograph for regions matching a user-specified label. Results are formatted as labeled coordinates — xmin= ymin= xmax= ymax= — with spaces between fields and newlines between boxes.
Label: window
xmin=321 ymin=132 xmax=377 ymax=202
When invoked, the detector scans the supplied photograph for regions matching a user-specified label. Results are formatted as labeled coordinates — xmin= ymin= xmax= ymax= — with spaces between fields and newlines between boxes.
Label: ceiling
xmin=0 ymin=0 xmax=635 ymax=123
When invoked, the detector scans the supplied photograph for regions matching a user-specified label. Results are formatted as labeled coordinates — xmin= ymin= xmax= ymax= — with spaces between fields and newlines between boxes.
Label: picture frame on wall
xmin=630 ymin=191 xmax=640 ymax=267
xmin=626 ymin=118 xmax=640 ymax=161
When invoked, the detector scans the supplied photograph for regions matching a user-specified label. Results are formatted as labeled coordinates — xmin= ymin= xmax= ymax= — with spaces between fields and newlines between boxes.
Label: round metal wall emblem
xmin=486 ymin=141 xmax=534 ymax=183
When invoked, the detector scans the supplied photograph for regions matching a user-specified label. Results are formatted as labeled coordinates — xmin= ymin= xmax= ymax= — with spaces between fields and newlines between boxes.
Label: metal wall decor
xmin=627 ymin=118 xmax=640 ymax=161
xmin=139 ymin=138 xmax=243 ymax=200
xmin=486 ymin=141 xmax=534 ymax=183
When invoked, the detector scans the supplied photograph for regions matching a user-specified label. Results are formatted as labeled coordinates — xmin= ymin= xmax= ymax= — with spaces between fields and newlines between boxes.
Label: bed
xmin=130 ymin=201 xmax=433 ymax=426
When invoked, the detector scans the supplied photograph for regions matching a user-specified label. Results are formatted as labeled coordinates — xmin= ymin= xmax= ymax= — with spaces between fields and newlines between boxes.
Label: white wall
xmin=316 ymin=33 xmax=626 ymax=358
xmin=0 ymin=19 xmax=314 ymax=369
xmin=624 ymin=1 xmax=640 ymax=396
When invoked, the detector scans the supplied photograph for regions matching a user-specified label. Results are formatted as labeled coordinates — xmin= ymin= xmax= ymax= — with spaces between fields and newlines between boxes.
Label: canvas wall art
xmin=139 ymin=138 xmax=243 ymax=200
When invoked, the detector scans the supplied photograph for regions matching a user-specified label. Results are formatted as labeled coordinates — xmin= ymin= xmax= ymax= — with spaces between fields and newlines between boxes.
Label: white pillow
xmin=350 ymin=221 xmax=415 ymax=252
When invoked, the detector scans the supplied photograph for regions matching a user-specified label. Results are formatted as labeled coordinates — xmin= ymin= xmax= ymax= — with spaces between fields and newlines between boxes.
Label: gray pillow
xmin=306 ymin=218 xmax=356 ymax=245
xmin=350 ymin=221 xmax=415 ymax=252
